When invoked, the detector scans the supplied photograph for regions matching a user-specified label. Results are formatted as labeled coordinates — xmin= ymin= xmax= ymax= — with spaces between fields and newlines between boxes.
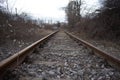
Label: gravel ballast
xmin=4 ymin=31 xmax=120 ymax=80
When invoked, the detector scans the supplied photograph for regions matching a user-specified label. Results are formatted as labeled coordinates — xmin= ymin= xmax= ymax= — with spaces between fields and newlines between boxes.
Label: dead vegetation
xmin=0 ymin=6 xmax=53 ymax=60
xmin=65 ymin=0 xmax=120 ymax=44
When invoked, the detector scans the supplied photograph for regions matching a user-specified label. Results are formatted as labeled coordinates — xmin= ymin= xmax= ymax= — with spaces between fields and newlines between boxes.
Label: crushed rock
xmin=3 ymin=31 xmax=120 ymax=80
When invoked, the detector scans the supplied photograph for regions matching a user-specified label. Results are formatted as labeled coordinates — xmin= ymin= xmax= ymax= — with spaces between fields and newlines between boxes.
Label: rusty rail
xmin=65 ymin=31 xmax=120 ymax=69
xmin=0 ymin=31 xmax=58 ymax=77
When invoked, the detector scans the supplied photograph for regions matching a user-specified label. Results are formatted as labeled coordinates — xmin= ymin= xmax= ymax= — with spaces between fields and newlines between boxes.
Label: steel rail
xmin=0 ymin=31 xmax=58 ymax=77
xmin=65 ymin=31 xmax=120 ymax=69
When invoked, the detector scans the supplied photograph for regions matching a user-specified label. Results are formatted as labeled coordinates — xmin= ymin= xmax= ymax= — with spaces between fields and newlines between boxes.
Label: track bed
xmin=3 ymin=31 xmax=120 ymax=80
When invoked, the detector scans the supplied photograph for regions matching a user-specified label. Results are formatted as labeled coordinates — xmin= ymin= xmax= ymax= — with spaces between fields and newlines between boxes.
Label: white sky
xmin=7 ymin=0 xmax=100 ymax=22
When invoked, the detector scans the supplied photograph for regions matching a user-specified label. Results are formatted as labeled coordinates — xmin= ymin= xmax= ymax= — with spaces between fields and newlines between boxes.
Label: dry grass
xmin=0 ymin=19 xmax=53 ymax=57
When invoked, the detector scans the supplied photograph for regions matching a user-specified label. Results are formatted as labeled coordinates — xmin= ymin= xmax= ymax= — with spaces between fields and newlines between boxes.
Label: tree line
xmin=65 ymin=0 xmax=120 ymax=40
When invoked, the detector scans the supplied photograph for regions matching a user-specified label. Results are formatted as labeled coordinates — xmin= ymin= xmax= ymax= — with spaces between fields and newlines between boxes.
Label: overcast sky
xmin=7 ymin=0 xmax=100 ymax=22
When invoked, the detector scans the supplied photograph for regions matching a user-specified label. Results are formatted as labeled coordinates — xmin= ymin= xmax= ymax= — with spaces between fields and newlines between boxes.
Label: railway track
xmin=65 ymin=31 xmax=120 ymax=69
xmin=0 ymin=31 xmax=120 ymax=80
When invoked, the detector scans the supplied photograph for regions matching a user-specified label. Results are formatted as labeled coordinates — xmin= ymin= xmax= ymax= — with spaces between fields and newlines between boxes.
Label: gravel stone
xmin=3 ymin=31 xmax=120 ymax=80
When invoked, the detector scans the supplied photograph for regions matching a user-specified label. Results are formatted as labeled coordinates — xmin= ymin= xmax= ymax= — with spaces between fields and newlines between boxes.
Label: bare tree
xmin=65 ymin=0 xmax=82 ymax=27
xmin=97 ymin=0 xmax=120 ymax=39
